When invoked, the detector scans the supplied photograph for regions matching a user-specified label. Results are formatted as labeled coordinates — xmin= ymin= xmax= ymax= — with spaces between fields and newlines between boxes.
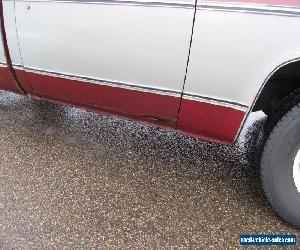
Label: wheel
xmin=261 ymin=102 xmax=300 ymax=228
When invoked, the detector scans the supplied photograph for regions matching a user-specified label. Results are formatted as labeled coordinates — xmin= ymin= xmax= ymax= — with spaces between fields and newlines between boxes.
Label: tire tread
xmin=261 ymin=103 xmax=300 ymax=228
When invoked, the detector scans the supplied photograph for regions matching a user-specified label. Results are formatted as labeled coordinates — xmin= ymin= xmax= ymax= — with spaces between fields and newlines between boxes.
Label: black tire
xmin=261 ymin=103 xmax=300 ymax=228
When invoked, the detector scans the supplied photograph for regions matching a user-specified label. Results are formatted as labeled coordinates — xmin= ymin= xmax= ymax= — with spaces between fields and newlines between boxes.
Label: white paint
xmin=185 ymin=9 xmax=300 ymax=107
xmin=3 ymin=0 xmax=23 ymax=65
xmin=0 ymin=1 xmax=7 ymax=65
xmin=15 ymin=0 xmax=195 ymax=4
xmin=15 ymin=1 xmax=194 ymax=93
xmin=0 ymin=40 xmax=6 ymax=64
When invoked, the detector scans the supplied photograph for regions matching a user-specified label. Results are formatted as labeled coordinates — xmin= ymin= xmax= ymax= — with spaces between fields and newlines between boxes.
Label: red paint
xmin=204 ymin=0 xmax=300 ymax=7
xmin=26 ymin=71 xmax=181 ymax=124
xmin=5 ymin=69 xmax=245 ymax=145
xmin=14 ymin=68 xmax=34 ymax=93
xmin=0 ymin=66 xmax=24 ymax=94
xmin=177 ymin=99 xmax=246 ymax=144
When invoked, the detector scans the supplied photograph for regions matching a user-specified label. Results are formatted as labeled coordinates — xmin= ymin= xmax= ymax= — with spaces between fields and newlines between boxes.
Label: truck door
xmin=14 ymin=0 xmax=195 ymax=125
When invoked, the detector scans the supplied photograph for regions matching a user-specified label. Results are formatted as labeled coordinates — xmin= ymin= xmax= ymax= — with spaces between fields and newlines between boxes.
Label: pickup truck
xmin=0 ymin=0 xmax=299 ymax=228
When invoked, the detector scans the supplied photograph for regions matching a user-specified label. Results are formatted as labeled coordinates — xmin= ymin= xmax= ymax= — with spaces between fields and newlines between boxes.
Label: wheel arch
xmin=252 ymin=58 xmax=300 ymax=115
xmin=234 ymin=57 xmax=300 ymax=142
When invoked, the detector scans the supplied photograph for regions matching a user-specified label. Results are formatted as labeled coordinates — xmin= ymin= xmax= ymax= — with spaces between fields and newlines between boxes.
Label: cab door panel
xmin=3 ymin=0 xmax=32 ymax=93
xmin=15 ymin=0 xmax=195 ymax=123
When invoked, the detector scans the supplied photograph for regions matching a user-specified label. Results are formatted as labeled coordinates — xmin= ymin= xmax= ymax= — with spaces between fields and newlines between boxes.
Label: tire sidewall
xmin=262 ymin=106 xmax=300 ymax=227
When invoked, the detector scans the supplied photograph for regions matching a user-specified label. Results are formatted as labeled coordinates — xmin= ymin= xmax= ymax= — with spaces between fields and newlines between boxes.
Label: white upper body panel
xmin=15 ymin=0 xmax=194 ymax=94
xmin=3 ymin=0 xmax=23 ymax=66
xmin=4 ymin=0 xmax=300 ymax=111
xmin=184 ymin=5 xmax=300 ymax=107
xmin=0 ymin=1 xmax=8 ymax=64
xmin=0 ymin=38 xmax=5 ymax=64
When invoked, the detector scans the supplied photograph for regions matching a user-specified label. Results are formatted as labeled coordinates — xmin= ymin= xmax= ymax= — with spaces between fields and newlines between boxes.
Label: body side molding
xmin=21 ymin=66 xmax=245 ymax=144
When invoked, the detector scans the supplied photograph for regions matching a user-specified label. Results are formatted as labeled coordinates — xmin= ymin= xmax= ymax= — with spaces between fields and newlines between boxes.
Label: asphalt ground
xmin=0 ymin=91 xmax=298 ymax=249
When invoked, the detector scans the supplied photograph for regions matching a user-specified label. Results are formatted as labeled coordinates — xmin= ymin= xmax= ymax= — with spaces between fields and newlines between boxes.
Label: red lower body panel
xmin=177 ymin=99 xmax=246 ymax=144
xmin=25 ymin=71 xmax=181 ymax=125
xmin=5 ymin=68 xmax=246 ymax=145
xmin=0 ymin=66 xmax=23 ymax=94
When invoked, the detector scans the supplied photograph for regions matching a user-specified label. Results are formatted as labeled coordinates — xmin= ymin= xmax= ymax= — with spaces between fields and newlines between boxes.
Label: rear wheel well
xmin=252 ymin=60 xmax=300 ymax=165
xmin=253 ymin=60 xmax=300 ymax=116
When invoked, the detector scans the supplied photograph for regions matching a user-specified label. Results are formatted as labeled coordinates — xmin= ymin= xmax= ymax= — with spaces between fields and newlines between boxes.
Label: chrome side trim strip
xmin=23 ymin=66 xmax=183 ymax=97
xmin=18 ymin=65 xmax=248 ymax=111
xmin=11 ymin=63 xmax=23 ymax=69
xmin=10 ymin=0 xmax=300 ymax=15
xmin=198 ymin=2 xmax=300 ymax=17
xmin=183 ymin=92 xmax=248 ymax=111
xmin=13 ymin=0 xmax=195 ymax=8
xmin=200 ymin=1 xmax=300 ymax=10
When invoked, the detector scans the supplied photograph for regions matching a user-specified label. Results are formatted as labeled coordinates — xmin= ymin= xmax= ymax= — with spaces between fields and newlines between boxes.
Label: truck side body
xmin=0 ymin=0 xmax=300 ymax=145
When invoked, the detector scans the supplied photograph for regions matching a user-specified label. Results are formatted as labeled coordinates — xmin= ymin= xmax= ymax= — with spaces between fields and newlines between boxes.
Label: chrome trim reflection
xmin=183 ymin=92 xmax=248 ymax=111
xmin=11 ymin=0 xmax=300 ymax=15
xmin=198 ymin=2 xmax=300 ymax=17
xmin=13 ymin=0 xmax=195 ymax=8
xmin=19 ymin=65 xmax=248 ymax=111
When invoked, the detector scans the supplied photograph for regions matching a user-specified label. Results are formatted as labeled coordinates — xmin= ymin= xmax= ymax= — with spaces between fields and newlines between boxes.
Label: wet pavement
xmin=0 ymin=91 xmax=298 ymax=249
